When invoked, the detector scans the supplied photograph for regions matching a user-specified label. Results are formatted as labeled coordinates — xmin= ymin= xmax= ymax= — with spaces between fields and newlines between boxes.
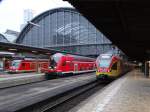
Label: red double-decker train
xmin=8 ymin=58 xmax=49 ymax=73
xmin=42 ymin=53 xmax=96 ymax=78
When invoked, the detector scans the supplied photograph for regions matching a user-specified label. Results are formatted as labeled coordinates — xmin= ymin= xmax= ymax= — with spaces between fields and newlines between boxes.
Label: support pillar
xmin=2 ymin=57 xmax=5 ymax=71
xmin=36 ymin=55 xmax=39 ymax=73
xmin=145 ymin=61 xmax=149 ymax=78
xmin=141 ymin=63 xmax=145 ymax=73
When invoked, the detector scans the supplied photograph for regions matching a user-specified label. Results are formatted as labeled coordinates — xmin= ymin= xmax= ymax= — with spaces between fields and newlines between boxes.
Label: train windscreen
xmin=50 ymin=53 xmax=64 ymax=67
xmin=11 ymin=60 xmax=21 ymax=67
xmin=99 ymin=59 xmax=111 ymax=67
xmin=99 ymin=54 xmax=112 ymax=67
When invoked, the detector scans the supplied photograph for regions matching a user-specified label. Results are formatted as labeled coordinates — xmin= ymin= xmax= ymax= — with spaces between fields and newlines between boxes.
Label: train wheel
xmin=45 ymin=73 xmax=50 ymax=80
xmin=45 ymin=73 xmax=57 ymax=79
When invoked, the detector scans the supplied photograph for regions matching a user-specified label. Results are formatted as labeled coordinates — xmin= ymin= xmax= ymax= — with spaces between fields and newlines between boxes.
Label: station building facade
xmin=16 ymin=7 xmax=112 ymax=57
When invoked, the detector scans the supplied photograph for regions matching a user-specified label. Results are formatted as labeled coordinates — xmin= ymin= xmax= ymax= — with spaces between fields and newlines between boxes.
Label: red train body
xmin=8 ymin=59 xmax=49 ymax=73
xmin=42 ymin=53 xmax=96 ymax=77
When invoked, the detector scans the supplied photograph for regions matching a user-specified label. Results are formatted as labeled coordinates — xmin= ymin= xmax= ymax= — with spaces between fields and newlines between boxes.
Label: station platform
xmin=0 ymin=73 xmax=96 ymax=112
xmin=70 ymin=70 xmax=150 ymax=112
xmin=0 ymin=72 xmax=45 ymax=88
xmin=0 ymin=72 xmax=43 ymax=79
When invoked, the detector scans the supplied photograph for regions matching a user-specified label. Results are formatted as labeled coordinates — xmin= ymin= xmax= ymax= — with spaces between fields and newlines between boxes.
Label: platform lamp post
xmin=28 ymin=21 xmax=40 ymax=73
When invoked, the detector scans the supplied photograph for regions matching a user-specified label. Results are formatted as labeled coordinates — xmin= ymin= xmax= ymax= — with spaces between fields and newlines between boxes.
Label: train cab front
xmin=44 ymin=66 xmax=57 ymax=73
xmin=8 ymin=60 xmax=21 ymax=73
xmin=44 ymin=53 xmax=64 ymax=79
xmin=44 ymin=66 xmax=57 ymax=79
xmin=96 ymin=67 xmax=111 ymax=80
xmin=96 ymin=54 xmax=112 ymax=80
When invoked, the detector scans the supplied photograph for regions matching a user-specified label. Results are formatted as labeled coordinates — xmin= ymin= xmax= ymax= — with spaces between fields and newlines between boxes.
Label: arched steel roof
xmin=16 ymin=7 xmax=112 ymax=56
xmin=0 ymin=33 xmax=9 ymax=42
xmin=16 ymin=7 xmax=78 ymax=43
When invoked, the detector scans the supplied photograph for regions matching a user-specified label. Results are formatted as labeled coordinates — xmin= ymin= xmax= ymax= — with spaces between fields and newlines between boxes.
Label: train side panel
xmin=8 ymin=59 xmax=49 ymax=73
xmin=44 ymin=53 xmax=96 ymax=77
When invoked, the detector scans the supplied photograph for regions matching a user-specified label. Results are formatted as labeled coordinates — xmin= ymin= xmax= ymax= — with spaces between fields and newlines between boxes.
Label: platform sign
xmin=101 ymin=54 xmax=111 ymax=59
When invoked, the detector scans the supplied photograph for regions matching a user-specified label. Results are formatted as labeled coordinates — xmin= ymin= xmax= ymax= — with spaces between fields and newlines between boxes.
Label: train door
xmin=74 ymin=64 xmax=78 ymax=73
xmin=30 ymin=62 xmax=36 ymax=71
xmin=5 ymin=59 xmax=11 ymax=70
xmin=111 ymin=62 xmax=118 ymax=76
xmin=41 ymin=61 xmax=49 ymax=70
xmin=26 ymin=62 xmax=30 ymax=71
xmin=21 ymin=62 xmax=30 ymax=72
xmin=117 ymin=61 xmax=121 ymax=74
xmin=21 ymin=62 xmax=25 ymax=71
xmin=38 ymin=62 xmax=41 ymax=73
xmin=61 ymin=61 xmax=66 ymax=71
xmin=43 ymin=61 xmax=49 ymax=69
xmin=70 ymin=62 xmax=74 ymax=71
xmin=65 ymin=61 xmax=71 ymax=71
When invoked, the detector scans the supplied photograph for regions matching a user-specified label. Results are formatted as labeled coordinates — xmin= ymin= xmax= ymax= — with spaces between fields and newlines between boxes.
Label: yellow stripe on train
xmin=96 ymin=70 xmax=121 ymax=79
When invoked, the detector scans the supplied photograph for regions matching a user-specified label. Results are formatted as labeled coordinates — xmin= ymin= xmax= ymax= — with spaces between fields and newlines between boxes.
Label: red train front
xmin=43 ymin=53 xmax=96 ymax=78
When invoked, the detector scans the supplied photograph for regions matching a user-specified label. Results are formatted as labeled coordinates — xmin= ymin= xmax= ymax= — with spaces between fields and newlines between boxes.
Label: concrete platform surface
xmin=70 ymin=70 xmax=150 ymax=112
xmin=0 ymin=73 xmax=45 ymax=88
xmin=0 ymin=73 xmax=96 ymax=112
xmin=0 ymin=72 xmax=43 ymax=79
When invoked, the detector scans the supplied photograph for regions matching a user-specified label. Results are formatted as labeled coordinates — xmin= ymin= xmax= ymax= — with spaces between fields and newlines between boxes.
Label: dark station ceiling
xmin=66 ymin=0 xmax=150 ymax=61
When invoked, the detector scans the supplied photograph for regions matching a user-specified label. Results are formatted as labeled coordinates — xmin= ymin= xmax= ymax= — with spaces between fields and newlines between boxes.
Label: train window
xmin=31 ymin=63 xmax=35 ymax=69
xmin=52 ymin=53 xmax=64 ymax=63
xmin=112 ymin=62 xmax=117 ymax=70
xmin=22 ymin=63 xmax=26 ymax=69
xmin=62 ymin=61 xmax=66 ymax=66
xmin=12 ymin=60 xmax=21 ymax=67
xmin=99 ymin=59 xmax=111 ymax=67
xmin=70 ymin=62 xmax=73 ymax=67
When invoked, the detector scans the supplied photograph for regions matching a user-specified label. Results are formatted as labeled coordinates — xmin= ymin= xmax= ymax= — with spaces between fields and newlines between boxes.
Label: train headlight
xmin=98 ymin=69 xmax=100 ymax=72
xmin=107 ymin=69 xmax=110 ymax=72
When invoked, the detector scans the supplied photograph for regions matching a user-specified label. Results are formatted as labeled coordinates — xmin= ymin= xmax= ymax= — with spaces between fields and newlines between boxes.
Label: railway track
xmin=16 ymin=80 xmax=109 ymax=112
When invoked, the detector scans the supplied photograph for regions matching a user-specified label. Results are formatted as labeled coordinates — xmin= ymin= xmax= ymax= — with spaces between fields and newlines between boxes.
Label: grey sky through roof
xmin=0 ymin=0 xmax=72 ymax=33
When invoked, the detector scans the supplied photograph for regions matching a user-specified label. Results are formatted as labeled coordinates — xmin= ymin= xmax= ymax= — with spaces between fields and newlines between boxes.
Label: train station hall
xmin=0 ymin=1 xmax=150 ymax=112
